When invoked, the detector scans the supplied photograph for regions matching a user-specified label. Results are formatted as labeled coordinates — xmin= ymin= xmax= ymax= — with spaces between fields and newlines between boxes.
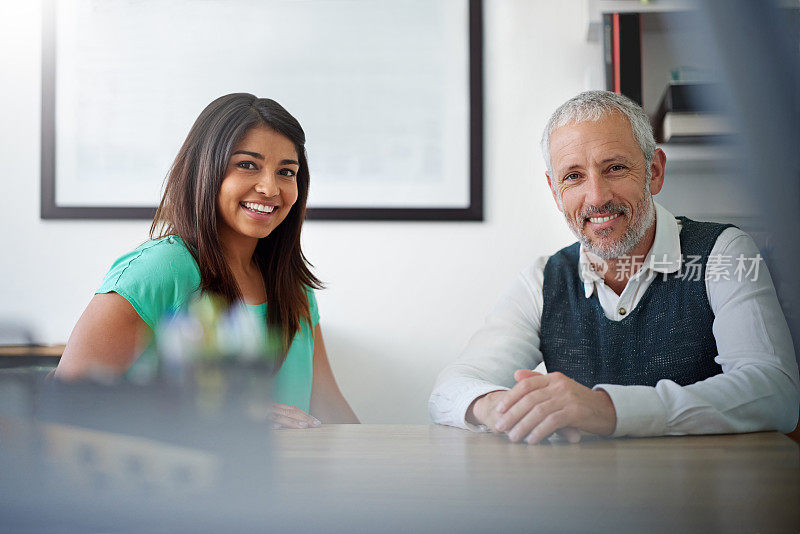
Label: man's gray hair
xmin=540 ymin=90 xmax=656 ymax=174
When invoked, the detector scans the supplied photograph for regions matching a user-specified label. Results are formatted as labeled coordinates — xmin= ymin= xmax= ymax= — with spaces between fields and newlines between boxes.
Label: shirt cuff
xmin=593 ymin=384 xmax=669 ymax=438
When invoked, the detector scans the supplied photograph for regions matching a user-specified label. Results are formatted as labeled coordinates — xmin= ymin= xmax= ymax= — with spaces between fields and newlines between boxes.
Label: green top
xmin=97 ymin=236 xmax=318 ymax=412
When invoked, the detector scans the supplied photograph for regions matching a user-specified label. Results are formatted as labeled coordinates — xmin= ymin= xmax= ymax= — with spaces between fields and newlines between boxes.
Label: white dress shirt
xmin=429 ymin=203 xmax=800 ymax=437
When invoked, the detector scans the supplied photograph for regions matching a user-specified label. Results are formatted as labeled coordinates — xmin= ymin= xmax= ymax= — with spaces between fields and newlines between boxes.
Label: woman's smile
xmin=240 ymin=201 xmax=278 ymax=220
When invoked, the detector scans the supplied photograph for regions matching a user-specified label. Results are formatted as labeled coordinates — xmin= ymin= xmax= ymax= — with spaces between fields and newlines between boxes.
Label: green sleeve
xmin=97 ymin=237 xmax=201 ymax=330
xmin=307 ymin=287 xmax=320 ymax=327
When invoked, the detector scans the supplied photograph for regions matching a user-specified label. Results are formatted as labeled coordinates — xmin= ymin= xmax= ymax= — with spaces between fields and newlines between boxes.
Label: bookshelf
xmin=583 ymin=1 xmax=753 ymax=228
xmin=585 ymin=2 xmax=743 ymax=167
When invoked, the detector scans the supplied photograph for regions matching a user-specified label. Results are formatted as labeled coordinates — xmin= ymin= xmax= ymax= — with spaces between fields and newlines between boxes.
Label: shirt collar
xmin=577 ymin=202 xmax=682 ymax=298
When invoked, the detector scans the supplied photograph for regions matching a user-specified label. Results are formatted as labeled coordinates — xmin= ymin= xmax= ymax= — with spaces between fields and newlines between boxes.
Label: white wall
xmin=0 ymin=1 xmax=600 ymax=423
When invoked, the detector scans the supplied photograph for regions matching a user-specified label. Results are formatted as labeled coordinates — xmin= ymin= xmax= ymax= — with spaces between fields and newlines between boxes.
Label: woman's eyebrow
xmin=232 ymin=150 xmax=264 ymax=160
xmin=232 ymin=151 xmax=298 ymax=166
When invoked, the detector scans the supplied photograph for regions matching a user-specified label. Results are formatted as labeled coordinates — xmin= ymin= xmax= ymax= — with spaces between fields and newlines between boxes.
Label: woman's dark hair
xmin=151 ymin=93 xmax=322 ymax=367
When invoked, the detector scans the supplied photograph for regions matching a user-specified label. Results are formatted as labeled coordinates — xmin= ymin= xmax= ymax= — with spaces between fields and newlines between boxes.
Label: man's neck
xmin=600 ymin=223 xmax=657 ymax=295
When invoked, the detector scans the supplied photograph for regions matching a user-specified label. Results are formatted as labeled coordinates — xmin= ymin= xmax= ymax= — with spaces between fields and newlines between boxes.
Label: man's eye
xmin=278 ymin=168 xmax=296 ymax=178
xmin=609 ymin=164 xmax=626 ymax=172
xmin=236 ymin=161 xmax=257 ymax=170
xmin=563 ymin=173 xmax=580 ymax=182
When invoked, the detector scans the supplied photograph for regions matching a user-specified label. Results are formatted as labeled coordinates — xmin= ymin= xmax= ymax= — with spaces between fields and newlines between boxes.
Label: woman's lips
xmin=240 ymin=202 xmax=278 ymax=221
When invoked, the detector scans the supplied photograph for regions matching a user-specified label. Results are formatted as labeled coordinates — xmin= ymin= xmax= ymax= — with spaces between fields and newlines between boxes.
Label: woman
xmin=56 ymin=93 xmax=358 ymax=428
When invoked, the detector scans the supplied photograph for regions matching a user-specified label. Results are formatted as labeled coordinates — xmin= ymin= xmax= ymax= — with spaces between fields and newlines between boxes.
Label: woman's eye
xmin=236 ymin=161 xmax=257 ymax=170
xmin=278 ymin=168 xmax=296 ymax=178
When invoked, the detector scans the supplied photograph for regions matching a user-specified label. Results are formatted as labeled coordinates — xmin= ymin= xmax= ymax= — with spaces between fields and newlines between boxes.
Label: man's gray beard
xmin=564 ymin=190 xmax=656 ymax=260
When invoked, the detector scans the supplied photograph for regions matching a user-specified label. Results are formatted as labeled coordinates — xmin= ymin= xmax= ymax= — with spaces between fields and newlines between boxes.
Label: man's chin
xmin=568 ymin=221 xmax=631 ymax=259
xmin=581 ymin=237 xmax=630 ymax=260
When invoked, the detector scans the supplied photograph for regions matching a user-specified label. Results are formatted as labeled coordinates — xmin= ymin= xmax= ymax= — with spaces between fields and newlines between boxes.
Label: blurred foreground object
xmin=0 ymin=296 xmax=281 ymax=532
xmin=698 ymin=0 xmax=800 ymax=368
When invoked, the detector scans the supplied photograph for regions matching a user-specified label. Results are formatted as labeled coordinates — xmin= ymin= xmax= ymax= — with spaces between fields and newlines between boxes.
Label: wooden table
xmin=1 ymin=419 xmax=797 ymax=532
xmin=266 ymin=425 xmax=800 ymax=533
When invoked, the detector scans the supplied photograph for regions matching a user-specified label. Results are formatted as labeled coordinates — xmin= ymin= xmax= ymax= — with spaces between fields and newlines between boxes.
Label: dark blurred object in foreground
xmin=0 ymin=364 xmax=275 ymax=533
xmin=698 ymin=0 xmax=800 ymax=368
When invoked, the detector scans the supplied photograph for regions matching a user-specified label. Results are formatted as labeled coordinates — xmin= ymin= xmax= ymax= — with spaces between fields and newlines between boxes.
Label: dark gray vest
xmin=540 ymin=217 xmax=733 ymax=388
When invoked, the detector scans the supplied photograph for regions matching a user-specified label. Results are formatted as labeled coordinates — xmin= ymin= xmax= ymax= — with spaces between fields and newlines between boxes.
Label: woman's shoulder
xmin=98 ymin=236 xmax=201 ymax=329
xmin=104 ymin=236 xmax=199 ymax=281
xmin=136 ymin=235 xmax=198 ymax=264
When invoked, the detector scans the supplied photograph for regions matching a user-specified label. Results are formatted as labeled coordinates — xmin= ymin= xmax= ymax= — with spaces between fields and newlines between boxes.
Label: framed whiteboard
xmin=41 ymin=0 xmax=483 ymax=221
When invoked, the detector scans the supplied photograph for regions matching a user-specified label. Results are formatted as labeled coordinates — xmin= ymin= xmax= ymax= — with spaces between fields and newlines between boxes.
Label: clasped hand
xmin=472 ymin=370 xmax=617 ymax=444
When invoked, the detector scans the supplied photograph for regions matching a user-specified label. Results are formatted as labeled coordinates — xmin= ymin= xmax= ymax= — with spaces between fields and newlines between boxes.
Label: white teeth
xmin=243 ymin=202 xmax=275 ymax=214
xmin=588 ymin=213 xmax=620 ymax=224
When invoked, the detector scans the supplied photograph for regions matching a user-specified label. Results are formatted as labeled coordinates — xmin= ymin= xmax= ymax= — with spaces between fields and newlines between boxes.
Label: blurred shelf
xmin=659 ymin=142 xmax=741 ymax=174
xmin=586 ymin=0 xmax=696 ymax=41
xmin=0 ymin=344 xmax=65 ymax=357
xmin=0 ymin=344 xmax=63 ymax=369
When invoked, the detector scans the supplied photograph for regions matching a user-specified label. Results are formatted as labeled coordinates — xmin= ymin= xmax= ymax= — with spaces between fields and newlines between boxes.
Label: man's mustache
xmin=579 ymin=201 xmax=629 ymax=220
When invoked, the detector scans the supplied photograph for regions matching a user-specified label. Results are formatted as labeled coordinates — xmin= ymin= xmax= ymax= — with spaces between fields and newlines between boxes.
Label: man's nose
xmin=584 ymin=172 xmax=613 ymax=208
xmin=254 ymin=172 xmax=279 ymax=197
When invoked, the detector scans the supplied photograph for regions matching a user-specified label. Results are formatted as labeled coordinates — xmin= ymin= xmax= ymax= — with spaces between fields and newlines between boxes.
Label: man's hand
xmin=467 ymin=390 xmax=508 ymax=430
xmin=493 ymin=370 xmax=617 ymax=444
xmin=466 ymin=372 xmax=583 ymax=444
xmin=510 ymin=370 xmax=582 ymax=443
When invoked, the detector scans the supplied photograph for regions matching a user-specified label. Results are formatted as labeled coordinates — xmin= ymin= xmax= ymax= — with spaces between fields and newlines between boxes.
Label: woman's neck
xmin=219 ymin=229 xmax=259 ymax=275
xmin=220 ymin=231 xmax=266 ymax=304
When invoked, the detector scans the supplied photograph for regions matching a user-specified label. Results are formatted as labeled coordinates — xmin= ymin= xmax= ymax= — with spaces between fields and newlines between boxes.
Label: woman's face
xmin=216 ymin=125 xmax=300 ymax=244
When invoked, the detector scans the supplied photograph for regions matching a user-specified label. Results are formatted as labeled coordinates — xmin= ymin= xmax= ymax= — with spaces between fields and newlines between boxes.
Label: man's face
xmin=546 ymin=113 xmax=663 ymax=260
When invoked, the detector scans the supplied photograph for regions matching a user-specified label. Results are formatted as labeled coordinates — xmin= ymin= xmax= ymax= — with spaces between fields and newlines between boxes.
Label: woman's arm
xmin=55 ymin=292 xmax=150 ymax=381
xmin=309 ymin=325 xmax=359 ymax=424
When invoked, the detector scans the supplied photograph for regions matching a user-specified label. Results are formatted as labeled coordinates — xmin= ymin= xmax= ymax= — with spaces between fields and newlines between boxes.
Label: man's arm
xmin=428 ymin=258 xmax=548 ymax=431
xmin=598 ymin=229 xmax=800 ymax=437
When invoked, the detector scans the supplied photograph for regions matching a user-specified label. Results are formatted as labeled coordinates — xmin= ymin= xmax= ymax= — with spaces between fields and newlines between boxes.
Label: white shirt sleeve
xmin=428 ymin=257 xmax=549 ymax=431
xmin=597 ymin=228 xmax=800 ymax=437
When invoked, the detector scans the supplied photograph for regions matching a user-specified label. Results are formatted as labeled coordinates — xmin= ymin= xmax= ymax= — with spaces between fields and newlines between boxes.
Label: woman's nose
xmin=254 ymin=172 xmax=279 ymax=197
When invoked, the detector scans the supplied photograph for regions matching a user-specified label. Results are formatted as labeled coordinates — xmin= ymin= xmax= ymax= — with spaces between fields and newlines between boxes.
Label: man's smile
xmin=587 ymin=213 xmax=620 ymax=224
xmin=583 ymin=211 xmax=624 ymax=233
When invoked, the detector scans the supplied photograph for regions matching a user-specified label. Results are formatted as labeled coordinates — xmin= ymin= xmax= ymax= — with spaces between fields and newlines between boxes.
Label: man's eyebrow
xmin=232 ymin=150 xmax=264 ymax=160
xmin=599 ymin=155 xmax=634 ymax=165
xmin=559 ymin=163 xmax=584 ymax=175
xmin=557 ymin=155 xmax=633 ymax=176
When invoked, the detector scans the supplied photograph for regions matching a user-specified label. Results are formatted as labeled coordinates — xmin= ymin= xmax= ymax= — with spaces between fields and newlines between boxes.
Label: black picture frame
xmin=40 ymin=0 xmax=483 ymax=222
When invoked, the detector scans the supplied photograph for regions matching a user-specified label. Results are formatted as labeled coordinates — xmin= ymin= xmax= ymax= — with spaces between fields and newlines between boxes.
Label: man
xmin=429 ymin=91 xmax=799 ymax=444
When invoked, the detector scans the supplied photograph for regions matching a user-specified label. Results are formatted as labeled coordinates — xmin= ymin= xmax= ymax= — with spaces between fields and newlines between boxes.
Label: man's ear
xmin=546 ymin=172 xmax=563 ymax=212
xmin=649 ymin=148 xmax=666 ymax=195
